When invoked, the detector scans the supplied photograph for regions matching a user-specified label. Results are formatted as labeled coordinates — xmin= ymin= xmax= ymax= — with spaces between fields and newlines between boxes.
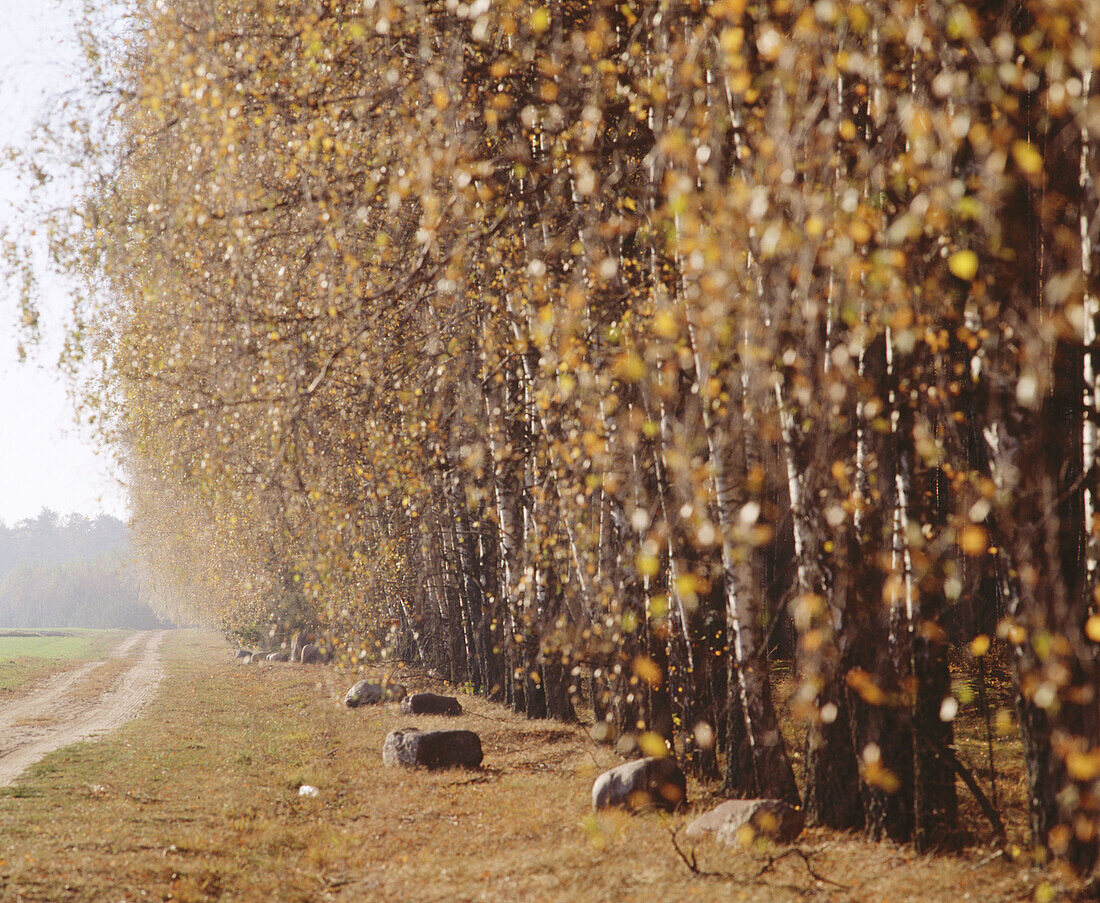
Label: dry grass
xmin=0 ymin=631 xmax=1083 ymax=902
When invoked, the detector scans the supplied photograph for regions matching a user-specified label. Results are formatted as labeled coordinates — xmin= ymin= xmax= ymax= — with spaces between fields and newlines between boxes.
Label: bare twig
xmin=754 ymin=848 xmax=849 ymax=889
xmin=665 ymin=823 xmax=736 ymax=880
xmin=667 ymin=823 xmax=847 ymax=890
xmin=971 ymin=848 xmax=1005 ymax=870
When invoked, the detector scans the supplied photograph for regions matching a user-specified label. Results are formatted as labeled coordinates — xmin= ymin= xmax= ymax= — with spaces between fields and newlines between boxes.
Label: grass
xmin=0 ymin=630 xmax=125 ymax=693
xmin=0 ymin=630 xmax=1082 ymax=902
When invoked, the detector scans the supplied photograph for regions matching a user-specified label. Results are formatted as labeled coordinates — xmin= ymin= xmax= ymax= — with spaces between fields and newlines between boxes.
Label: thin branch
xmin=753 ymin=848 xmax=849 ymax=889
xmin=666 ymin=823 xmax=735 ymax=880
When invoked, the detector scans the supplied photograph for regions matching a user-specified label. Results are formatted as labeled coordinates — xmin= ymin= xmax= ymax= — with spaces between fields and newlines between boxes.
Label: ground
xmin=0 ymin=631 xmax=1082 ymax=902
xmin=0 ymin=631 xmax=164 ymax=785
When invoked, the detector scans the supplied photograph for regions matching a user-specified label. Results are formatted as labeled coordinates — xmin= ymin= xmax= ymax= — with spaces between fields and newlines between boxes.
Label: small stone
xmin=249 ymin=652 xmax=266 ymax=663
xmin=684 ymin=799 xmax=804 ymax=846
xmin=382 ymin=728 xmax=483 ymax=769
xmin=300 ymin=644 xmax=324 ymax=664
xmin=267 ymin=651 xmax=290 ymax=662
xmin=592 ymin=756 xmax=687 ymax=812
xmin=234 ymin=649 xmax=253 ymax=660
xmin=400 ymin=692 xmax=462 ymax=716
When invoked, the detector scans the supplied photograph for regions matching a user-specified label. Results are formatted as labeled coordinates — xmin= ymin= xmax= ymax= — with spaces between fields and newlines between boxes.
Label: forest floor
xmin=0 ymin=630 xmax=1085 ymax=902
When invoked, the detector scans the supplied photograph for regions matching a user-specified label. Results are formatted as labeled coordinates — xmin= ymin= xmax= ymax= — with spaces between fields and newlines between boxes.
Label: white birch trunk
xmin=1080 ymin=52 xmax=1098 ymax=599
xmin=885 ymin=328 xmax=916 ymax=633
xmin=484 ymin=383 xmax=523 ymax=696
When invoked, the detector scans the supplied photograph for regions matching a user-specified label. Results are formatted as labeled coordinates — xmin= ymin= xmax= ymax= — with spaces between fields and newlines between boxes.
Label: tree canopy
xmin=11 ymin=0 xmax=1100 ymax=874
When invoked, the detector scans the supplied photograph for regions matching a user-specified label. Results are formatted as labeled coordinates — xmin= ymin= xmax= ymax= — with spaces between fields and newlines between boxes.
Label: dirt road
xmin=0 ymin=630 xmax=167 ymax=786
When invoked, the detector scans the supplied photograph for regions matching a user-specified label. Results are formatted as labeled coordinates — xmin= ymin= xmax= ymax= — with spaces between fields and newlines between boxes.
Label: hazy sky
xmin=0 ymin=0 xmax=128 ymax=526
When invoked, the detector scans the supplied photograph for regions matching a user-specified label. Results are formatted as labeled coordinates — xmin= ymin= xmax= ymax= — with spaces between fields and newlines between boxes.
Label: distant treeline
xmin=0 ymin=510 xmax=167 ymax=629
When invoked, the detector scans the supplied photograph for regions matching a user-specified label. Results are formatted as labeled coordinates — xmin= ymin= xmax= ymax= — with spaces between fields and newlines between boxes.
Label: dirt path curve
xmin=0 ymin=630 xmax=168 ymax=786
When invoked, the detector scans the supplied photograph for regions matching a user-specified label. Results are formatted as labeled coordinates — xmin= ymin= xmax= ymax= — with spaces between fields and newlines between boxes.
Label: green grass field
xmin=0 ymin=629 xmax=125 ymax=692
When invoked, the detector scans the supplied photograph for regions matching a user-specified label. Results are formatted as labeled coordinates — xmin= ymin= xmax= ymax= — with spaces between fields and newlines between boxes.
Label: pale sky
xmin=0 ymin=0 xmax=129 ymax=526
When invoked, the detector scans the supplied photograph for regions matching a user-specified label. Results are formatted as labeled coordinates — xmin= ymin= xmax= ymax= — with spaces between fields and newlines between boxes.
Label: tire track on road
xmin=0 ymin=630 xmax=168 ymax=786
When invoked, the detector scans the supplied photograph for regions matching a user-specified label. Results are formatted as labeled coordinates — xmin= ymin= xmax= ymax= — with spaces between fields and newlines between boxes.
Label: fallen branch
xmin=754 ymin=848 xmax=849 ymax=889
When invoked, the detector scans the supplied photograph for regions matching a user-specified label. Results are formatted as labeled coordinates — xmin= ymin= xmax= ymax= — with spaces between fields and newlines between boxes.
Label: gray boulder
xmin=685 ymin=799 xmax=804 ymax=845
xmin=382 ymin=728 xmax=483 ymax=769
xmin=345 ymin=681 xmax=406 ymax=707
xmin=400 ymin=692 xmax=462 ymax=716
xmin=267 ymin=650 xmax=291 ymax=662
xmin=592 ymin=756 xmax=687 ymax=812
xmin=345 ymin=680 xmax=384 ymax=707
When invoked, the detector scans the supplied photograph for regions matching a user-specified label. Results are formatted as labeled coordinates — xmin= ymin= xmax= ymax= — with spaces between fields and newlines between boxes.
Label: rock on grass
xmin=591 ymin=756 xmax=687 ymax=812
xmin=685 ymin=799 xmax=804 ymax=845
xmin=400 ymin=692 xmax=462 ymax=715
xmin=382 ymin=728 xmax=483 ymax=769
xmin=345 ymin=681 xmax=407 ymax=707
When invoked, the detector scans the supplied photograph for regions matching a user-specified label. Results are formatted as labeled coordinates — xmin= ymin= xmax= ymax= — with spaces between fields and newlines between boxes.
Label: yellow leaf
xmin=635 ymin=553 xmax=660 ymax=579
xmin=948 ymin=250 xmax=979 ymax=281
xmin=1035 ymin=880 xmax=1057 ymax=903
xmin=719 ymin=27 xmax=745 ymax=54
xmin=849 ymin=219 xmax=872 ymax=244
xmin=652 ymin=310 xmax=678 ymax=339
xmin=637 ymin=731 xmax=669 ymax=758
xmin=1086 ymin=615 xmax=1100 ymax=643
xmin=1066 ymin=749 xmax=1100 ymax=781
xmin=846 ymin=668 xmax=887 ymax=705
xmin=647 ymin=594 xmax=669 ymax=618
xmin=614 ymin=352 xmax=646 ymax=382
xmin=632 ymin=655 xmax=663 ymax=688
xmin=1012 ymin=140 xmax=1043 ymax=175
xmin=959 ymin=524 xmax=988 ymax=556
xmin=945 ymin=6 xmax=976 ymax=40
xmin=711 ymin=0 xmax=746 ymax=21
xmin=675 ymin=573 xmax=700 ymax=598
xmin=530 ymin=7 xmax=551 ymax=33
xmin=863 ymin=760 xmax=901 ymax=793
xmin=969 ymin=634 xmax=991 ymax=657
